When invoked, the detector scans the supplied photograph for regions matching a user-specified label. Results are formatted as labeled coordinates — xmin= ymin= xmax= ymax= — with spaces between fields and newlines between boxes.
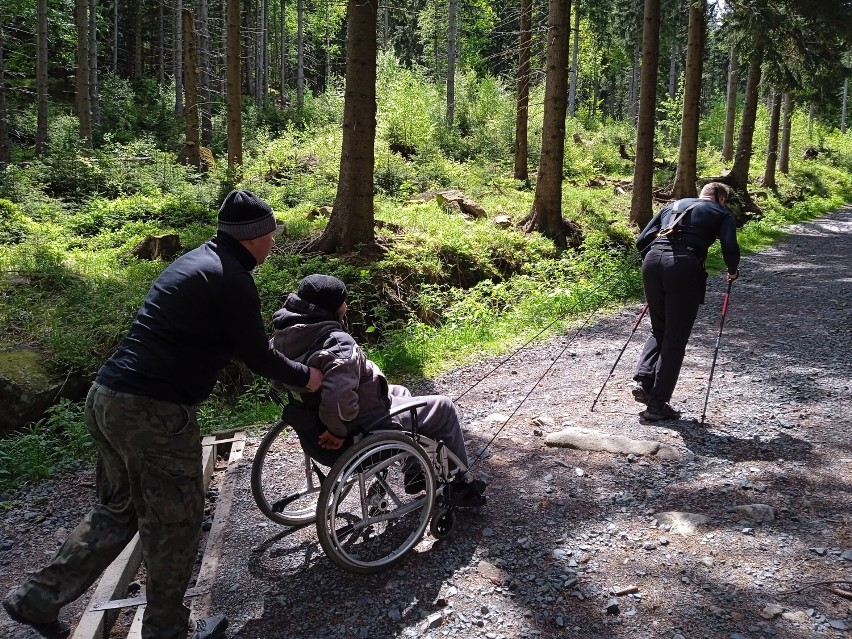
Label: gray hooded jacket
xmin=271 ymin=294 xmax=390 ymax=437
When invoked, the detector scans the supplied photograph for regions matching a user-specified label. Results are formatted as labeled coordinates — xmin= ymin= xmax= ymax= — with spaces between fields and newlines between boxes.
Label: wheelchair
xmin=251 ymin=391 xmax=474 ymax=574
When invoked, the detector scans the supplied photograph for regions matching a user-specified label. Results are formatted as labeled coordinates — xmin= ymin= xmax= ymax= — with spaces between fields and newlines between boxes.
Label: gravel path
xmin=2 ymin=207 xmax=852 ymax=639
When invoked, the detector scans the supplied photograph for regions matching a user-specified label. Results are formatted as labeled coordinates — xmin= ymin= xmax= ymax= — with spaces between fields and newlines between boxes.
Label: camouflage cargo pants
xmin=5 ymin=382 xmax=204 ymax=639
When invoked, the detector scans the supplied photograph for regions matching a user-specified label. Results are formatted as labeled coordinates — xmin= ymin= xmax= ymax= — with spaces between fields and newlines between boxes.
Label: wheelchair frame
xmin=251 ymin=399 xmax=470 ymax=574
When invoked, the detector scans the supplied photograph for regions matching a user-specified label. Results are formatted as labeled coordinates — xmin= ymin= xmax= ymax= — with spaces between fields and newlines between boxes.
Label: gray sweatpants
xmin=387 ymin=385 xmax=469 ymax=467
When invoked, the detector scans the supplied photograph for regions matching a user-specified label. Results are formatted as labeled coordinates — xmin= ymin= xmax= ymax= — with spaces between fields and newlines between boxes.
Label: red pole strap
xmin=720 ymin=292 xmax=729 ymax=317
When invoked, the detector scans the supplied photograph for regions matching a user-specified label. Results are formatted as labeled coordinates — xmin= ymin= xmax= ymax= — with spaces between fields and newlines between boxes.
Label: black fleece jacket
xmin=96 ymin=232 xmax=309 ymax=405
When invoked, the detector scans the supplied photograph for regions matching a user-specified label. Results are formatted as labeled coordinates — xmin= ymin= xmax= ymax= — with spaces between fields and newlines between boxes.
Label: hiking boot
xmin=190 ymin=614 xmax=228 ymax=639
xmin=448 ymin=478 xmax=487 ymax=508
xmin=641 ymin=401 xmax=681 ymax=422
xmin=631 ymin=382 xmax=651 ymax=405
xmin=3 ymin=598 xmax=70 ymax=639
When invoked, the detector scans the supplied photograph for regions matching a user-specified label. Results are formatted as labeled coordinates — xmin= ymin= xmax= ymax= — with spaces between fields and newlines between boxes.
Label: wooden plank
xmin=190 ymin=432 xmax=247 ymax=621
xmin=126 ymin=605 xmax=145 ymax=639
xmin=73 ymin=439 xmax=218 ymax=639
xmin=202 ymin=435 xmax=217 ymax=490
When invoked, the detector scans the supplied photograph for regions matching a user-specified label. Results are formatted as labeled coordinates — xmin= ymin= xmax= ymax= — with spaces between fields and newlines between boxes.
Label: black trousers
xmin=634 ymin=244 xmax=705 ymax=403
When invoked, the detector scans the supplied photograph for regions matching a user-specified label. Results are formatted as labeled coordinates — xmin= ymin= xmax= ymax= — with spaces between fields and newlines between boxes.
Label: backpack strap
xmin=658 ymin=200 xmax=700 ymax=237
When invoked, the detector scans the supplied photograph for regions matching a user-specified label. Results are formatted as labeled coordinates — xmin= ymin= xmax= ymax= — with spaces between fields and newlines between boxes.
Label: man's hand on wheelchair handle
xmin=305 ymin=367 xmax=324 ymax=392
xmin=318 ymin=430 xmax=344 ymax=449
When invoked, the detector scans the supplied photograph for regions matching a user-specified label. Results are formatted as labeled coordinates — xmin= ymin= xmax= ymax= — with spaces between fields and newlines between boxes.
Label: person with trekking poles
xmin=3 ymin=190 xmax=323 ymax=639
xmin=632 ymin=182 xmax=740 ymax=421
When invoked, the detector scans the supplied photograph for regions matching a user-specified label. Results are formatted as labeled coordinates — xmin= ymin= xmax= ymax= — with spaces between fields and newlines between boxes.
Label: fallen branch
xmin=777 ymin=580 xmax=852 ymax=595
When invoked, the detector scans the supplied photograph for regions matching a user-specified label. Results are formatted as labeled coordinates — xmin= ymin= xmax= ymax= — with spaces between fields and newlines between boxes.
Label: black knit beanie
xmin=297 ymin=274 xmax=348 ymax=315
xmin=217 ymin=190 xmax=277 ymax=240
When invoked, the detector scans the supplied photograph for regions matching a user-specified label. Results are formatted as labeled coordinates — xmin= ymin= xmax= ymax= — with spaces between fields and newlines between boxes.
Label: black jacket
xmin=637 ymin=198 xmax=740 ymax=274
xmin=96 ymin=232 xmax=309 ymax=405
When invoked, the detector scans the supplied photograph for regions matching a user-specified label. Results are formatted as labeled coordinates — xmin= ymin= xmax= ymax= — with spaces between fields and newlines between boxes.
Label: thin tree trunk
xmin=261 ymin=0 xmax=268 ymax=101
xmin=842 ymin=77 xmax=848 ymax=133
xmin=721 ymin=45 xmax=738 ymax=161
xmin=134 ymin=0 xmax=143 ymax=78
xmin=159 ymin=0 xmax=166 ymax=83
xmin=296 ymin=0 xmax=304 ymax=107
xmin=89 ymin=0 xmax=100 ymax=125
xmin=181 ymin=9 xmax=201 ymax=168
xmin=200 ymin=0 xmax=212 ymax=144
xmin=762 ymin=88 xmax=781 ymax=188
xmin=725 ymin=45 xmax=761 ymax=192
xmin=779 ymin=92 xmax=792 ymax=174
xmin=668 ymin=41 xmax=677 ymax=98
xmin=226 ymin=0 xmax=243 ymax=173
xmin=175 ymin=0 xmax=184 ymax=115
xmin=568 ymin=0 xmax=579 ymax=117
xmin=513 ymin=0 xmax=532 ymax=180
xmin=0 ymin=23 xmax=9 ymax=165
xmin=280 ymin=0 xmax=287 ymax=104
xmin=325 ymin=0 xmax=330 ymax=89
xmin=672 ymin=0 xmax=704 ymax=199
xmin=112 ymin=0 xmax=118 ymax=72
xmin=76 ymin=0 xmax=93 ymax=146
xmin=447 ymin=0 xmax=456 ymax=126
xmin=310 ymin=0 xmax=378 ymax=253
xmin=520 ymin=0 xmax=572 ymax=246
xmin=629 ymin=0 xmax=660 ymax=227
xmin=36 ymin=0 xmax=49 ymax=156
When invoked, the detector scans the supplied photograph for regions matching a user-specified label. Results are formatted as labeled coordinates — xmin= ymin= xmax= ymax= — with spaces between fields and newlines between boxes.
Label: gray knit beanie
xmin=217 ymin=190 xmax=277 ymax=240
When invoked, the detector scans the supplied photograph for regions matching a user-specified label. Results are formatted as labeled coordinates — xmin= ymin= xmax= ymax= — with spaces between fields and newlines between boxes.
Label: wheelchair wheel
xmin=316 ymin=432 xmax=435 ymax=574
xmin=251 ymin=420 xmax=323 ymax=526
xmin=429 ymin=507 xmax=455 ymax=540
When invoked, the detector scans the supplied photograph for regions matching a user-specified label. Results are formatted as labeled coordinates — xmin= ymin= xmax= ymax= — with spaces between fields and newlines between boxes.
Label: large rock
xmin=0 ymin=346 xmax=91 ymax=436
xmin=543 ymin=426 xmax=681 ymax=459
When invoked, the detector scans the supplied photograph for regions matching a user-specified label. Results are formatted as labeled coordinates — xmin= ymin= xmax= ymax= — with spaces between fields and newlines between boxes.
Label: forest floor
xmin=2 ymin=206 xmax=852 ymax=639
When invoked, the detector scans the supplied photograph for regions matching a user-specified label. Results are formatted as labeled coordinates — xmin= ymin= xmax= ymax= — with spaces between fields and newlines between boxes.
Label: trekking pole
xmin=590 ymin=303 xmax=649 ymax=412
xmin=700 ymin=279 xmax=733 ymax=424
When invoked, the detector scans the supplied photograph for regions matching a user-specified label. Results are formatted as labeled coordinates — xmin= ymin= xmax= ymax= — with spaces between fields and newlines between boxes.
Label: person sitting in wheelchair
xmin=270 ymin=273 xmax=486 ymax=507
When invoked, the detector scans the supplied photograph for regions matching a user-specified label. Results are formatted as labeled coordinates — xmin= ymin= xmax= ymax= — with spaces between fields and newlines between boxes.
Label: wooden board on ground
xmin=71 ymin=433 xmax=243 ymax=639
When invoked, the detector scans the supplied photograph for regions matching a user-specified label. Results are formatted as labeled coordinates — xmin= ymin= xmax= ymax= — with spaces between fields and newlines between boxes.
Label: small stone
xmin=575 ymin=468 xmax=585 ymax=477
xmin=642 ymin=542 xmax=657 ymax=551
xmin=741 ymin=527 xmax=754 ymax=535
xmin=828 ymin=620 xmax=849 ymax=630
xmin=760 ymin=604 xmax=784 ymax=619
xmin=605 ymin=598 xmax=619 ymax=615
xmin=841 ymin=549 xmax=852 ymax=561
xmin=482 ymin=528 xmax=495 ymax=537
xmin=811 ymin=547 xmax=828 ymax=556
xmin=388 ymin=609 xmax=402 ymax=622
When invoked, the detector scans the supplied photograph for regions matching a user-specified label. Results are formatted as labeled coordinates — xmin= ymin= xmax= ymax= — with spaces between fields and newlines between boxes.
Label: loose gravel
xmin=2 ymin=207 xmax=852 ymax=639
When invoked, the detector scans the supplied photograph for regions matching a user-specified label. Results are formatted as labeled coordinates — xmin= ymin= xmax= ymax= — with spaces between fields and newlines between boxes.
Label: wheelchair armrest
xmin=359 ymin=400 xmax=428 ymax=433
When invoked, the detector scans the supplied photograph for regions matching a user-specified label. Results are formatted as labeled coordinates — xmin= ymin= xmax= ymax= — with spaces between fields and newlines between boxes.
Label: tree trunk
xmin=568 ymin=0 xmax=579 ymax=117
xmin=262 ymin=0 xmax=269 ymax=99
xmin=513 ymin=0 xmax=532 ymax=180
xmin=325 ymin=1 xmax=330 ymax=89
xmin=175 ymin=0 xmax=184 ymax=115
xmin=0 ymin=24 xmax=9 ymax=165
xmin=280 ymin=0 xmax=287 ymax=104
xmin=296 ymin=0 xmax=304 ymax=107
xmin=672 ymin=0 xmax=704 ymax=199
xmin=89 ymin=0 xmax=100 ymax=125
xmin=112 ymin=0 xmax=118 ymax=72
xmin=134 ymin=0 xmax=143 ymax=78
xmin=762 ymin=88 xmax=781 ymax=188
xmin=200 ymin=0 xmax=212 ymax=144
xmin=159 ymin=0 xmax=165 ymax=83
xmin=181 ymin=9 xmax=201 ymax=169
xmin=309 ymin=0 xmax=378 ymax=253
xmin=721 ymin=45 xmax=737 ymax=161
xmin=520 ymin=0 xmax=572 ymax=246
xmin=668 ymin=41 xmax=677 ymax=98
xmin=629 ymin=0 xmax=660 ymax=227
xmin=76 ymin=0 xmax=92 ymax=147
xmin=808 ymin=101 xmax=815 ymax=139
xmin=36 ymin=0 xmax=48 ymax=156
xmin=779 ymin=92 xmax=792 ymax=174
xmin=842 ymin=77 xmax=848 ymax=133
xmin=226 ymin=0 xmax=243 ymax=173
xmin=725 ymin=45 xmax=762 ymax=193
xmin=446 ymin=0 xmax=456 ymax=127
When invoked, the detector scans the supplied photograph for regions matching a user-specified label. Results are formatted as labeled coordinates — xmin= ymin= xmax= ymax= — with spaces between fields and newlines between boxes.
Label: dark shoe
xmin=2 ymin=598 xmax=70 ymax=639
xmin=404 ymin=470 xmax=426 ymax=495
xmin=448 ymin=478 xmax=487 ymax=508
xmin=631 ymin=383 xmax=651 ymax=405
xmin=641 ymin=401 xmax=681 ymax=422
xmin=190 ymin=614 xmax=228 ymax=639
